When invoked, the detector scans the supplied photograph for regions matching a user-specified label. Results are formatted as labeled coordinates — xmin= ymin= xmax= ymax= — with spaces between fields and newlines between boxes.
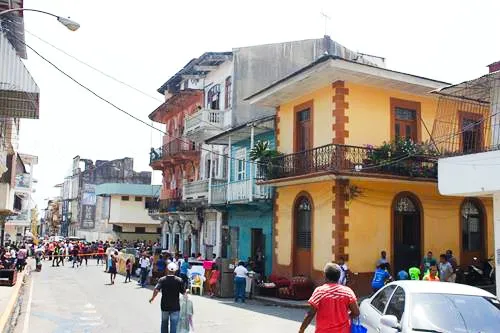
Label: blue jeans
xmin=140 ymin=267 xmax=148 ymax=286
xmin=161 ymin=311 xmax=179 ymax=333
xmin=234 ymin=276 xmax=246 ymax=302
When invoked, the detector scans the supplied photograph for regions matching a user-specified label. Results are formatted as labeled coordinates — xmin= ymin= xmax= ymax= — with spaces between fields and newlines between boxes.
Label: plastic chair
xmin=190 ymin=273 xmax=205 ymax=296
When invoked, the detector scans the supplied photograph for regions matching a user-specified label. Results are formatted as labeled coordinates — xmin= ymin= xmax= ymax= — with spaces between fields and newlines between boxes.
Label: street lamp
xmin=0 ymin=8 xmax=80 ymax=31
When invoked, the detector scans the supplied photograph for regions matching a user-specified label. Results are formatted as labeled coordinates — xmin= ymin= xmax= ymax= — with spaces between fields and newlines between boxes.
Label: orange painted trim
xmin=390 ymin=97 xmax=422 ymax=142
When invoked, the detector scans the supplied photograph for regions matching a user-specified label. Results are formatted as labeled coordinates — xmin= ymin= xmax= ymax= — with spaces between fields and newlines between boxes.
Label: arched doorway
xmin=393 ymin=193 xmax=422 ymax=274
xmin=460 ymin=199 xmax=485 ymax=265
xmin=293 ymin=194 xmax=313 ymax=276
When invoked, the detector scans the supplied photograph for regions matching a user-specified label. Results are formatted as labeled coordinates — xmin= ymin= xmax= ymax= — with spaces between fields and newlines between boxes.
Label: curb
xmin=0 ymin=269 xmax=27 ymax=333
xmin=253 ymin=296 xmax=309 ymax=309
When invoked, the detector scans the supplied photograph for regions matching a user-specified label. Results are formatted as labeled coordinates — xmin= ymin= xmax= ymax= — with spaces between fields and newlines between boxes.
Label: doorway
xmin=393 ymin=193 xmax=422 ymax=274
xmin=251 ymin=228 xmax=265 ymax=275
xmin=460 ymin=199 xmax=485 ymax=265
xmin=293 ymin=194 xmax=313 ymax=276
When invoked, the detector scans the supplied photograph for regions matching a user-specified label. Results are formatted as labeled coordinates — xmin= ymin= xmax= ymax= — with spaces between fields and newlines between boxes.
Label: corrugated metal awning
xmin=0 ymin=32 xmax=39 ymax=119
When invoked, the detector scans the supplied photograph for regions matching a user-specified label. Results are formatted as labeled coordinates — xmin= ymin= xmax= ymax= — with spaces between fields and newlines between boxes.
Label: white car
xmin=359 ymin=280 xmax=500 ymax=333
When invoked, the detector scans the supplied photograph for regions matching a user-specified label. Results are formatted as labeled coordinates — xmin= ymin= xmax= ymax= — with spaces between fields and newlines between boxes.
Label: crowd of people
xmin=0 ymin=244 xmax=29 ymax=271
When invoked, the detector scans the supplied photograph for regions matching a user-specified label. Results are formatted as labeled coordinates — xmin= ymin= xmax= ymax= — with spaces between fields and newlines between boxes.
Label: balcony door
xmin=459 ymin=112 xmax=483 ymax=153
xmin=294 ymin=101 xmax=313 ymax=175
xmin=390 ymin=98 xmax=421 ymax=142
xmin=460 ymin=199 xmax=485 ymax=266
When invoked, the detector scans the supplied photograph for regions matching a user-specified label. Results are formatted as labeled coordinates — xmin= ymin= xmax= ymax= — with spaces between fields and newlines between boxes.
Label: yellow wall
xmin=276 ymin=181 xmax=334 ymax=271
xmin=109 ymin=195 xmax=160 ymax=226
xmin=278 ymin=85 xmax=332 ymax=154
xmin=277 ymin=81 xmax=440 ymax=153
xmin=347 ymin=179 xmax=494 ymax=273
xmin=346 ymin=82 xmax=438 ymax=146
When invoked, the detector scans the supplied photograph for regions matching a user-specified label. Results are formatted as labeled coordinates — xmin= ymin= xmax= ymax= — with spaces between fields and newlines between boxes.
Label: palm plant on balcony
xmin=250 ymin=141 xmax=282 ymax=180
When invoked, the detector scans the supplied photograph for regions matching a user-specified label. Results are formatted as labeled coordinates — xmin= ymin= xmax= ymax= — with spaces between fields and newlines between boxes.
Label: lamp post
xmin=0 ymin=8 xmax=80 ymax=31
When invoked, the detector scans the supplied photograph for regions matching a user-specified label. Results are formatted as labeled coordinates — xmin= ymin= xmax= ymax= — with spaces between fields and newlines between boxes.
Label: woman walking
xmin=125 ymin=258 xmax=132 ymax=283
xmin=109 ymin=254 xmax=117 ymax=285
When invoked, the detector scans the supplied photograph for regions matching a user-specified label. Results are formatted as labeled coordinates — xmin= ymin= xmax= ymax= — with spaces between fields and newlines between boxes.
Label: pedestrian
xmin=438 ymin=254 xmax=454 ymax=282
xmin=139 ymin=253 xmax=151 ymax=287
xmin=337 ymin=256 xmax=349 ymax=286
xmin=149 ymin=262 xmax=185 ymax=333
xmin=52 ymin=245 xmax=59 ymax=267
xmin=408 ymin=265 xmax=421 ymax=280
xmin=97 ymin=244 xmax=104 ymax=266
xmin=72 ymin=246 xmax=79 ymax=268
xmin=125 ymin=258 xmax=132 ymax=283
xmin=81 ymin=243 xmax=89 ymax=266
xmin=233 ymin=261 xmax=248 ymax=303
xmin=421 ymin=251 xmax=437 ymax=275
xmin=57 ymin=245 xmax=65 ymax=266
xmin=299 ymin=263 xmax=360 ymax=333
xmin=397 ymin=269 xmax=409 ymax=280
xmin=157 ymin=254 xmax=166 ymax=276
xmin=109 ymin=254 xmax=117 ymax=285
xmin=177 ymin=289 xmax=194 ymax=333
xmin=16 ymin=246 xmax=27 ymax=272
xmin=179 ymin=255 xmax=190 ymax=291
xmin=423 ymin=264 xmax=440 ymax=281
xmin=375 ymin=250 xmax=390 ymax=271
xmin=371 ymin=263 xmax=392 ymax=293
xmin=207 ymin=264 xmax=220 ymax=297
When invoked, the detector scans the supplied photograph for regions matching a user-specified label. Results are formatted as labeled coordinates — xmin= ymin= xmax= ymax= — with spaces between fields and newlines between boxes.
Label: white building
xmin=77 ymin=183 xmax=162 ymax=242
xmin=436 ymin=64 xmax=500 ymax=297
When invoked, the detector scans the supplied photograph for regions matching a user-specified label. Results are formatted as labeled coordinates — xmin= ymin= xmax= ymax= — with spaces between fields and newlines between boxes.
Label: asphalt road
xmin=10 ymin=259 xmax=315 ymax=333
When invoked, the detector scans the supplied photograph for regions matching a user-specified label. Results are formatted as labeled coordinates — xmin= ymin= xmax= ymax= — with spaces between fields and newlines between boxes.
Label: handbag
xmin=351 ymin=318 xmax=367 ymax=333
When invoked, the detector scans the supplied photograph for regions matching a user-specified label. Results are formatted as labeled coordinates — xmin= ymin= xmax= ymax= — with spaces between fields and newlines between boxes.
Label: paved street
xmin=10 ymin=260 xmax=314 ymax=333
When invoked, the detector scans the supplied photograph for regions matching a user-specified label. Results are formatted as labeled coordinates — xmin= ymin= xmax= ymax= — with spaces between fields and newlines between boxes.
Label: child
xmin=125 ymin=258 xmax=132 ymax=283
xmin=177 ymin=289 xmax=194 ymax=333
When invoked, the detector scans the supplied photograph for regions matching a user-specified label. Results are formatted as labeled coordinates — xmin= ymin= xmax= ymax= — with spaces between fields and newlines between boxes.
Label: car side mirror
xmin=380 ymin=315 xmax=401 ymax=331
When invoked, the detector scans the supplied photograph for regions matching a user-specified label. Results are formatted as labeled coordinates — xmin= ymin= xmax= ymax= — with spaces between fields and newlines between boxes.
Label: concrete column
xmin=494 ymin=193 xmax=500 ymax=299
xmin=227 ymin=136 xmax=232 ymax=185
xmin=208 ymin=145 xmax=214 ymax=205
xmin=249 ymin=126 xmax=254 ymax=202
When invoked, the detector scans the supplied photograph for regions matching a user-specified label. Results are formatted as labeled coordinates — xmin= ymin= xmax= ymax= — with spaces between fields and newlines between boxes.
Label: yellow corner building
xmin=246 ymin=55 xmax=494 ymax=295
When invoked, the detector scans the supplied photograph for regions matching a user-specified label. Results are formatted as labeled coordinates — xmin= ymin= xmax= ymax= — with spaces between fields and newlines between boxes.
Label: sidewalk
xmin=253 ymin=295 xmax=309 ymax=309
xmin=0 ymin=268 xmax=28 ymax=332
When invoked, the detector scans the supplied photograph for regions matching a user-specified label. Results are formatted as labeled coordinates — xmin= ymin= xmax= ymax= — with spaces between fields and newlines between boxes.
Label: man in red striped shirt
xmin=299 ymin=263 xmax=360 ymax=333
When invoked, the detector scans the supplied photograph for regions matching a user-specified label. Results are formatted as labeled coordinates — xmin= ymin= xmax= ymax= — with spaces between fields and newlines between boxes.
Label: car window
xmin=385 ymin=287 xmax=405 ymax=321
xmin=371 ymin=285 xmax=396 ymax=313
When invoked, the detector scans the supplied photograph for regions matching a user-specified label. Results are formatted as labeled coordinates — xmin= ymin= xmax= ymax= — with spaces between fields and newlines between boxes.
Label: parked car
xmin=359 ymin=280 xmax=500 ymax=333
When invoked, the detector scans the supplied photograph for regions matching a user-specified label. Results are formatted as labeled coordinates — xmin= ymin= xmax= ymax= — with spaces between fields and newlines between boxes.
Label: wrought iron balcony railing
xmin=266 ymin=143 xmax=437 ymax=180
xmin=150 ymin=138 xmax=200 ymax=164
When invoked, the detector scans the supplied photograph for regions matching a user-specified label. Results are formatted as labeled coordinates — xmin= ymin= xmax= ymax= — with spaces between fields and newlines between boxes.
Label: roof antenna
xmin=320 ymin=11 xmax=331 ymax=38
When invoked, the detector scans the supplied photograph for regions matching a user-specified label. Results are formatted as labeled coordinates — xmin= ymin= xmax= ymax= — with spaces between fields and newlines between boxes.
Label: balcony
xmin=183 ymin=179 xmax=209 ymax=201
xmin=210 ymin=179 xmax=273 ymax=204
xmin=266 ymin=143 xmax=438 ymax=181
xmin=184 ymin=108 xmax=231 ymax=141
xmin=148 ymin=189 xmax=184 ymax=218
xmin=149 ymin=138 xmax=201 ymax=170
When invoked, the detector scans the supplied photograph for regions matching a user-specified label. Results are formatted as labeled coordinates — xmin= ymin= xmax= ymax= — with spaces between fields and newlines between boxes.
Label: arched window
xmin=461 ymin=199 xmax=482 ymax=251
xmin=207 ymin=84 xmax=221 ymax=110
xmin=295 ymin=196 xmax=312 ymax=249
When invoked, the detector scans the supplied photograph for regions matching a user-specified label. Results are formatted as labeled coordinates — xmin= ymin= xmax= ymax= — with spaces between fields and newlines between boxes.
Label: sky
xmin=17 ymin=0 xmax=500 ymax=208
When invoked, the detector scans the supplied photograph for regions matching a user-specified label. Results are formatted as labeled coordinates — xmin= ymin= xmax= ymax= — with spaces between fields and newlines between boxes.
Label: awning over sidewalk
xmin=0 ymin=32 xmax=39 ymax=119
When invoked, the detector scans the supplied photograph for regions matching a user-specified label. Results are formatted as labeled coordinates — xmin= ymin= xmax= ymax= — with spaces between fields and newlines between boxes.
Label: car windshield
xmin=411 ymin=293 xmax=500 ymax=333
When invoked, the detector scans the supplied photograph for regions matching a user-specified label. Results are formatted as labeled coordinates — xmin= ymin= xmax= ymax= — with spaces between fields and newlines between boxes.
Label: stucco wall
xmin=347 ymin=179 xmax=494 ymax=273
xmin=228 ymin=206 xmax=273 ymax=275
xmin=346 ymin=82 xmax=439 ymax=147
xmin=275 ymin=181 xmax=334 ymax=271
xmin=109 ymin=195 xmax=159 ymax=225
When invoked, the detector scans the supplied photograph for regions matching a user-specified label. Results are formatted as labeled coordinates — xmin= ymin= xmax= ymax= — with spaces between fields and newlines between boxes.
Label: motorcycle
xmin=464 ymin=256 xmax=495 ymax=286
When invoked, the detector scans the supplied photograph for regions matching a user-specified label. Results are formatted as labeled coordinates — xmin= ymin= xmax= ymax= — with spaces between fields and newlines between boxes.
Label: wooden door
xmin=393 ymin=195 xmax=421 ymax=274
xmin=461 ymin=200 xmax=485 ymax=265
xmin=394 ymin=107 xmax=417 ymax=141
xmin=294 ymin=196 xmax=312 ymax=276
xmin=295 ymin=108 xmax=313 ymax=174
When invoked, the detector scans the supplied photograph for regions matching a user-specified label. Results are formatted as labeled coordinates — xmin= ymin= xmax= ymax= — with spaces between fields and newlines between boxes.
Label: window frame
xmin=390 ymin=98 xmax=421 ymax=142
xmin=121 ymin=196 xmax=130 ymax=201
xmin=134 ymin=196 xmax=143 ymax=202
xmin=384 ymin=286 xmax=406 ymax=322
xmin=207 ymin=84 xmax=221 ymax=110
xmin=458 ymin=111 xmax=484 ymax=153
xmin=234 ymin=148 xmax=246 ymax=181
xmin=294 ymin=195 xmax=313 ymax=250
xmin=293 ymin=100 xmax=314 ymax=153
xmin=225 ymin=76 xmax=232 ymax=109
xmin=370 ymin=284 xmax=397 ymax=314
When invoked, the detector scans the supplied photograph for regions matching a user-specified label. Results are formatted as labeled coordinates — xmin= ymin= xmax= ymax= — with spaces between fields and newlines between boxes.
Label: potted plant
xmin=250 ymin=141 xmax=283 ymax=179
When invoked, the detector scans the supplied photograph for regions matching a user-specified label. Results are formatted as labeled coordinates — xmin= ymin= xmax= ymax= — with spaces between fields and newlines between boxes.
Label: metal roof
xmin=0 ymin=1 xmax=27 ymax=59
xmin=95 ymin=183 xmax=161 ymax=197
xmin=246 ymin=55 xmax=450 ymax=107
xmin=0 ymin=32 xmax=39 ymax=119
xmin=205 ymin=115 xmax=275 ymax=145
xmin=157 ymin=52 xmax=232 ymax=95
